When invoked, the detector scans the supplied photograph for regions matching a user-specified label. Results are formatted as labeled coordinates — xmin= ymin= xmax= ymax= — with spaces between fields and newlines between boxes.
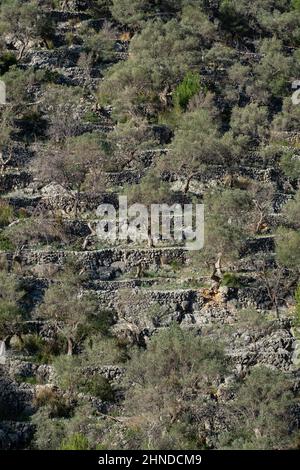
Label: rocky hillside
xmin=0 ymin=0 xmax=300 ymax=450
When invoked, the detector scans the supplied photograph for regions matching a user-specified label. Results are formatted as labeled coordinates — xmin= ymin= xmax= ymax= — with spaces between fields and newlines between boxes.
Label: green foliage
xmin=0 ymin=201 xmax=14 ymax=228
xmin=108 ymin=118 xmax=159 ymax=170
xmin=98 ymin=19 xmax=201 ymax=118
xmin=272 ymin=96 xmax=300 ymax=133
xmin=60 ymin=433 xmax=90 ymax=450
xmin=0 ymin=270 xmax=25 ymax=340
xmin=199 ymin=188 xmax=253 ymax=266
xmin=230 ymin=103 xmax=269 ymax=147
xmin=204 ymin=42 xmax=237 ymax=70
xmin=110 ymin=0 xmax=183 ymax=28
xmin=15 ymin=375 xmax=38 ymax=385
xmin=22 ymin=334 xmax=46 ymax=356
xmin=165 ymin=108 xmax=220 ymax=192
xmin=219 ymin=0 xmax=249 ymax=35
xmin=37 ymin=269 xmax=100 ymax=355
xmin=0 ymin=235 xmax=14 ymax=251
xmin=81 ymin=23 xmax=116 ymax=65
xmin=276 ymin=227 xmax=300 ymax=269
xmin=83 ymin=335 xmax=129 ymax=366
xmin=53 ymin=355 xmax=115 ymax=401
xmin=236 ymin=308 xmax=271 ymax=332
xmin=121 ymin=324 xmax=228 ymax=449
xmin=53 ymin=356 xmax=82 ymax=394
xmin=221 ymin=272 xmax=241 ymax=288
xmin=281 ymin=190 xmax=300 ymax=230
xmin=219 ymin=367 xmax=298 ymax=449
xmin=280 ymin=150 xmax=300 ymax=179
xmin=32 ymin=409 xmax=66 ymax=450
xmin=293 ymin=0 xmax=300 ymax=11
xmin=82 ymin=111 xmax=102 ymax=124
xmin=220 ymin=0 xmax=294 ymax=41
xmin=89 ymin=1 xmax=113 ymax=16
xmin=1 ymin=0 xmax=300 ymax=453
xmin=0 ymin=0 xmax=55 ymax=59
xmin=294 ymin=284 xmax=300 ymax=327
xmin=255 ymin=38 xmax=292 ymax=99
xmin=18 ymin=334 xmax=62 ymax=363
xmin=79 ymin=374 xmax=115 ymax=401
xmin=0 ymin=51 xmax=17 ymax=75
xmin=173 ymin=72 xmax=201 ymax=111
xmin=125 ymin=172 xmax=173 ymax=206
xmin=2 ymin=215 xmax=67 ymax=250
xmin=1 ymin=67 xmax=38 ymax=108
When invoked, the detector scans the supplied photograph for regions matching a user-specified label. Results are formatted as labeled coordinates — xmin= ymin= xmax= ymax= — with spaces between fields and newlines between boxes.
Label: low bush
xmin=0 ymin=51 xmax=17 ymax=74
xmin=0 ymin=201 xmax=14 ymax=228
xmin=221 ymin=272 xmax=242 ymax=288
xmin=60 ymin=433 xmax=90 ymax=450
xmin=79 ymin=374 xmax=115 ymax=401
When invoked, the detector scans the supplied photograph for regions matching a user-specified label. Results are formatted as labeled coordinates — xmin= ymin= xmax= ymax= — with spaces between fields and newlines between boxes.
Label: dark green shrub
xmin=173 ymin=72 xmax=202 ymax=111
xmin=0 ymin=235 xmax=14 ymax=251
xmin=19 ymin=334 xmax=64 ymax=364
xmin=79 ymin=374 xmax=115 ymax=401
xmin=280 ymin=150 xmax=300 ymax=179
xmin=293 ymin=0 xmax=300 ymax=11
xmin=22 ymin=334 xmax=46 ymax=356
xmin=294 ymin=285 xmax=300 ymax=327
xmin=15 ymin=375 xmax=38 ymax=385
xmin=221 ymin=272 xmax=242 ymax=288
xmin=0 ymin=51 xmax=17 ymax=74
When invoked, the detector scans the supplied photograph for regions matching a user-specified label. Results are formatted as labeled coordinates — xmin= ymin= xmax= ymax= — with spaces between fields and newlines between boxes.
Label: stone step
xmin=227 ymin=325 xmax=295 ymax=372
xmin=23 ymin=45 xmax=125 ymax=74
xmin=0 ymin=247 xmax=188 ymax=276
xmin=85 ymin=277 xmax=185 ymax=291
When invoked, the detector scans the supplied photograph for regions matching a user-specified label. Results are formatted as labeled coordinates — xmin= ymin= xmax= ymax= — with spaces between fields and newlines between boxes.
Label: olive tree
xmin=280 ymin=149 xmax=300 ymax=180
xmin=1 ymin=67 xmax=43 ymax=116
xmin=108 ymin=117 xmax=159 ymax=170
xmin=98 ymin=19 xmax=201 ymax=119
xmin=40 ymin=85 xmax=84 ymax=143
xmin=276 ymin=227 xmax=300 ymax=271
xmin=35 ymin=132 xmax=109 ymax=217
xmin=0 ymin=114 xmax=14 ymax=174
xmin=3 ymin=215 xmax=67 ymax=251
xmin=0 ymin=270 xmax=25 ymax=347
xmin=219 ymin=366 xmax=298 ymax=450
xmin=229 ymin=102 xmax=269 ymax=148
xmin=197 ymin=188 xmax=253 ymax=281
xmin=272 ymin=97 xmax=300 ymax=134
xmin=248 ymin=181 xmax=275 ymax=234
xmin=0 ymin=0 xmax=55 ymax=60
xmin=251 ymin=38 xmax=293 ymax=102
xmin=37 ymin=270 xmax=100 ymax=355
xmin=164 ymin=108 xmax=221 ymax=193
xmin=81 ymin=22 xmax=116 ymax=66
xmin=122 ymin=324 xmax=228 ymax=450
xmin=281 ymin=190 xmax=300 ymax=230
